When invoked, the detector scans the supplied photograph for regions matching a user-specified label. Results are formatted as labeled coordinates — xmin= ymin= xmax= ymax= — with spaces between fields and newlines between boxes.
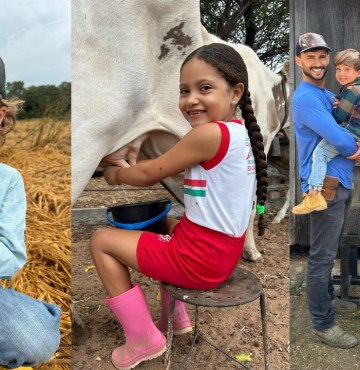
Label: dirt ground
xmin=290 ymin=253 xmax=360 ymax=370
xmin=71 ymin=177 xmax=290 ymax=370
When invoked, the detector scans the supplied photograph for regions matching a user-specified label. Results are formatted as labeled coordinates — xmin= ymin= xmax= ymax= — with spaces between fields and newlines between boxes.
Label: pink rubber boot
xmin=156 ymin=283 xmax=192 ymax=335
xmin=105 ymin=284 xmax=166 ymax=370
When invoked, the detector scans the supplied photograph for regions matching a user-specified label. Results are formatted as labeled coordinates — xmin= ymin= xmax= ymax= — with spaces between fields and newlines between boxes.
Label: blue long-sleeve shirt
xmin=292 ymin=82 xmax=357 ymax=192
xmin=0 ymin=163 xmax=27 ymax=279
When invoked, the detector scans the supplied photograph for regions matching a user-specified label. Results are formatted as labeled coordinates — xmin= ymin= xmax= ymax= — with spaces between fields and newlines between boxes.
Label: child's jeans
xmin=308 ymin=139 xmax=339 ymax=191
xmin=0 ymin=287 xmax=61 ymax=369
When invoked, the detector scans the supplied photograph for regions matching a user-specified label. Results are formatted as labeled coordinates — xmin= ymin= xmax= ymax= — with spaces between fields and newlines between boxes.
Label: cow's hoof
xmin=242 ymin=249 xmax=262 ymax=262
xmin=271 ymin=216 xmax=282 ymax=224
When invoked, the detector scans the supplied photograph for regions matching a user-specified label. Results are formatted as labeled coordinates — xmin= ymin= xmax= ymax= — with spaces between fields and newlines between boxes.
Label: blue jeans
xmin=308 ymin=139 xmax=339 ymax=190
xmin=307 ymin=186 xmax=352 ymax=330
xmin=0 ymin=287 xmax=61 ymax=369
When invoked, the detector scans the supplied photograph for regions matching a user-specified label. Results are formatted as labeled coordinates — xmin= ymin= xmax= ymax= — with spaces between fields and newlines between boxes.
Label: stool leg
xmin=164 ymin=296 xmax=175 ymax=366
xmin=260 ymin=291 xmax=269 ymax=370
xmin=194 ymin=305 xmax=199 ymax=337
xmin=179 ymin=305 xmax=200 ymax=368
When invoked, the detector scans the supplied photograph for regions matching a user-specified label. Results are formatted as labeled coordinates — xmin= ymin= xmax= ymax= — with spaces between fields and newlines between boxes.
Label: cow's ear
xmin=232 ymin=83 xmax=244 ymax=105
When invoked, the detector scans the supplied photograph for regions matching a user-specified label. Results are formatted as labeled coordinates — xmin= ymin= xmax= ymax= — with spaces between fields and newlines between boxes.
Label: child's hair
xmin=333 ymin=49 xmax=360 ymax=71
xmin=180 ymin=43 xmax=268 ymax=236
xmin=0 ymin=98 xmax=23 ymax=148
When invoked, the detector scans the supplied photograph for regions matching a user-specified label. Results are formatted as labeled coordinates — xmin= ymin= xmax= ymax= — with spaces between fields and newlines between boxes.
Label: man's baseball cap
xmin=296 ymin=33 xmax=332 ymax=56
xmin=0 ymin=57 xmax=6 ymax=99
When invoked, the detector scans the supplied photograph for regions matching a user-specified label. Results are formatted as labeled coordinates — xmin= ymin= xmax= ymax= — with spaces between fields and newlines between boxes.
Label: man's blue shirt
xmin=292 ymin=81 xmax=357 ymax=192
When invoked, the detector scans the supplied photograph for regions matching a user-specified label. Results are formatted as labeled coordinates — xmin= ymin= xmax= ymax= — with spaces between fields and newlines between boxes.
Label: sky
xmin=0 ymin=0 xmax=71 ymax=87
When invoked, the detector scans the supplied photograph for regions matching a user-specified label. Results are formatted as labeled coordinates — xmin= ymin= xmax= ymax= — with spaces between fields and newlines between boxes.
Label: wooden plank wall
xmin=289 ymin=0 xmax=360 ymax=246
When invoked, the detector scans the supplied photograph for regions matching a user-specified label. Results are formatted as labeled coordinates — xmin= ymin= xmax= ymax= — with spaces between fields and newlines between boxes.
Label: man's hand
xmin=347 ymin=141 xmax=360 ymax=160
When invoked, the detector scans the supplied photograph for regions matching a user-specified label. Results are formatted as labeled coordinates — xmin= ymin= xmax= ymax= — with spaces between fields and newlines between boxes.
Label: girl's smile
xmin=179 ymin=58 xmax=242 ymax=127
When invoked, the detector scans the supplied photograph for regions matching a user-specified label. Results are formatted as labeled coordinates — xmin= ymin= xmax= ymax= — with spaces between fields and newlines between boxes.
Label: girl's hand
xmin=100 ymin=123 xmax=222 ymax=187
xmin=103 ymin=165 xmax=121 ymax=185
xmin=99 ymin=155 xmax=132 ymax=169
xmin=99 ymin=134 xmax=149 ymax=168
xmin=347 ymin=141 xmax=360 ymax=160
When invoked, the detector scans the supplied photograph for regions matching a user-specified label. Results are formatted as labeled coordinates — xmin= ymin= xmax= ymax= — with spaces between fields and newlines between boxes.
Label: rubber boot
xmin=105 ymin=284 xmax=166 ymax=370
xmin=156 ymin=283 xmax=192 ymax=335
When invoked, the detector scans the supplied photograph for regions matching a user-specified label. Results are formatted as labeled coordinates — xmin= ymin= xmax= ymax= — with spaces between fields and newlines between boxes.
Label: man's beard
xmin=303 ymin=66 xmax=328 ymax=81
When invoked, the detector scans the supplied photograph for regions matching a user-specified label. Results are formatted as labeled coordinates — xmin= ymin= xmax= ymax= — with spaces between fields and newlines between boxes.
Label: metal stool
xmin=332 ymin=205 xmax=360 ymax=304
xmin=162 ymin=267 xmax=269 ymax=369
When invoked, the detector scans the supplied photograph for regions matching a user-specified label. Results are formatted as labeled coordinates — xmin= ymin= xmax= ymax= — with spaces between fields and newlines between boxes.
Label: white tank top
xmin=183 ymin=120 xmax=256 ymax=237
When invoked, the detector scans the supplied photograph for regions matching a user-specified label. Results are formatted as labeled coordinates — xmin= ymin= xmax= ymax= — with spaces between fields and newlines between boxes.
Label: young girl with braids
xmin=90 ymin=42 xmax=268 ymax=370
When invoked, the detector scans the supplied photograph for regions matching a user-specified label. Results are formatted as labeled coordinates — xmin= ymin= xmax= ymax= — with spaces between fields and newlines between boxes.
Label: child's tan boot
xmin=292 ymin=192 xmax=327 ymax=215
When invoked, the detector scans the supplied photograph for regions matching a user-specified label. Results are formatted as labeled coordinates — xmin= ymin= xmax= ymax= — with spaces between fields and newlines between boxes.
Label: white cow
xmin=72 ymin=0 xmax=290 ymax=261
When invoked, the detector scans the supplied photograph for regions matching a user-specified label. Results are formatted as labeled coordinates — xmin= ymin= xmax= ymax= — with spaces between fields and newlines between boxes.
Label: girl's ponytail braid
xmin=241 ymin=90 xmax=268 ymax=236
xmin=182 ymin=43 xmax=268 ymax=235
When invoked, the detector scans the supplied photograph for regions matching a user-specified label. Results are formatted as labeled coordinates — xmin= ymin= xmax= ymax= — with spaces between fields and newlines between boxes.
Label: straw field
xmin=0 ymin=118 xmax=71 ymax=370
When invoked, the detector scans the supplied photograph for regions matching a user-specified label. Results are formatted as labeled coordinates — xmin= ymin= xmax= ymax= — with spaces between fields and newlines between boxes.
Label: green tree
xmin=200 ymin=0 xmax=289 ymax=70
xmin=57 ymin=82 xmax=71 ymax=120
xmin=6 ymin=82 xmax=71 ymax=120
xmin=23 ymin=86 xmax=41 ymax=118
xmin=6 ymin=81 xmax=25 ymax=100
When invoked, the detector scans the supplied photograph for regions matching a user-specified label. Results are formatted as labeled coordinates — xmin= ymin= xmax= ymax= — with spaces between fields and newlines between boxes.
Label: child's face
xmin=178 ymin=58 xmax=243 ymax=128
xmin=335 ymin=63 xmax=360 ymax=86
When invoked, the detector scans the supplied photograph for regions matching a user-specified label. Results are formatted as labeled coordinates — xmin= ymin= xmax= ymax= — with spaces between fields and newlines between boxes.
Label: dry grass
xmin=0 ymin=118 xmax=71 ymax=370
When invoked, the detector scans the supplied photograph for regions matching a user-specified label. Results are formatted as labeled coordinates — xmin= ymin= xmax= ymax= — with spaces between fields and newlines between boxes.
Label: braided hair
xmin=181 ymin=43 xmax=268 ymax=236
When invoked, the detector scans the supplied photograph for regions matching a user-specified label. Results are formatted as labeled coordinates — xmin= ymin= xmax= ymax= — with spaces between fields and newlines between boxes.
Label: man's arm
xmin=299 ymin=94 xmax=357 ymax=157
xmin=0 ymin=169 xmax=27 ymax=279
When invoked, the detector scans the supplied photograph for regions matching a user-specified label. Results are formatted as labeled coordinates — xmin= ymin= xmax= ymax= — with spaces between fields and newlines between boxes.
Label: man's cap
xmin=0 ymin=57 xmax=6 ymax=99
xmin=296 ymin=33 xmax=332 ymax=56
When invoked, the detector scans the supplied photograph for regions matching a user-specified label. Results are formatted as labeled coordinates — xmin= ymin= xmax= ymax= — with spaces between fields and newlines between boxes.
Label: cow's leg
xmin=242 ymin=208 xmax=262 ymax=262
xmin=272 ymin=189 xmax=290 ymax=224
xmin=71 ymin=303 xmax=90 ymax=345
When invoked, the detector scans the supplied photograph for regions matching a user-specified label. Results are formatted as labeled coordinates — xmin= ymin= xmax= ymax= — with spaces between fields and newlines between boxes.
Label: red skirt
xmin=137 ymin=214 xmax=245 ymax=289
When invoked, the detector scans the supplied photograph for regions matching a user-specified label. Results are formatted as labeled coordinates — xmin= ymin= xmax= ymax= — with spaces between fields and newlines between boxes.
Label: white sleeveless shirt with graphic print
xmin=183 ymin=120 xmax=256 ymax=237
